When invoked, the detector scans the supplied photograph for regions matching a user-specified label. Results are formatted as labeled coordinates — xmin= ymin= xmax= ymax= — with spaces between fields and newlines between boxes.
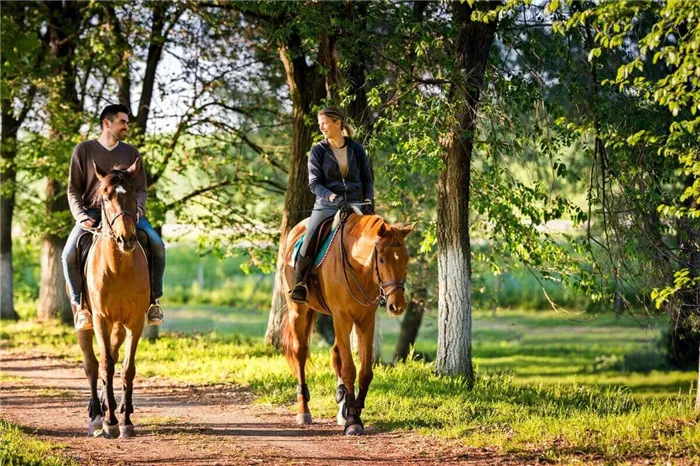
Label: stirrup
xmin=290 ymin=282 xmax=309 ymax=304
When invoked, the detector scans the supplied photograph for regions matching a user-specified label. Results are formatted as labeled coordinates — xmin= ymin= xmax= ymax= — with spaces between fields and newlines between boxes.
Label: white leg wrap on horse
xmin=88 ymin=415 xmax=103 ymax=436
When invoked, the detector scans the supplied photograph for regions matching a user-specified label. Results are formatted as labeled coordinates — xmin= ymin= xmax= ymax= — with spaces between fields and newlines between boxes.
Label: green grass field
xmin=0 ymin=420 xmax=77 ymax=466
xmin=3 ymin=305 xmax=698 ymax=463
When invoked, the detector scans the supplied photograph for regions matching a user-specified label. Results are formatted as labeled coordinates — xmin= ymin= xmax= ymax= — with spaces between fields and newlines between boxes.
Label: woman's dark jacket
xmin=308 ymin=137 xmax=374 ymax=207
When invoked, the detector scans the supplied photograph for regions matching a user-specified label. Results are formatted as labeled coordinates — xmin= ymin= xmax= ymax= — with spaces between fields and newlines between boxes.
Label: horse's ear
xmin=93 ymin=160 xmax=106 ymax=183
xmin=377 ymin=222 xmax=388 ymax=238
xmin=398 ymin=221 xmax=417 ymax=239
xmin=126 ymin=158 xmax=141 ymax=178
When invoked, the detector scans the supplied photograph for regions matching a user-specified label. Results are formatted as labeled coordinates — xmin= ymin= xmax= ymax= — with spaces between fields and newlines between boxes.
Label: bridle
xmin=99 ymin=192 xmax=136 ymax=240
xmin=339 ymin=216 xmax=406 ymax=307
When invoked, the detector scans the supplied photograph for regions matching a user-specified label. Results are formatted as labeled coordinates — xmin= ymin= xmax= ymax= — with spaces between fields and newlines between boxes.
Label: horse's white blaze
xmin=115 ymin=185 xmax=126 ymax=194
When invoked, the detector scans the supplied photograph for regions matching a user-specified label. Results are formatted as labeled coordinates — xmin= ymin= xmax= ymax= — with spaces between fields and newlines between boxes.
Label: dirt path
xmin=0 ymin=350 xmax=521 ymax=466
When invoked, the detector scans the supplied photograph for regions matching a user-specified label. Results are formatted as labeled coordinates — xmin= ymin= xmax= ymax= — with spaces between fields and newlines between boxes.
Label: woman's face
xmin=318 ymin=114 xmax=342 ymax=139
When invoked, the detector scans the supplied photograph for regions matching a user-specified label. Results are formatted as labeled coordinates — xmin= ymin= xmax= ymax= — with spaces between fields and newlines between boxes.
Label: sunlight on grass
xmin=0 ymin=420 xmax=77 ymax=466
xmin=2 ymin=308 xmax=698 ymax=462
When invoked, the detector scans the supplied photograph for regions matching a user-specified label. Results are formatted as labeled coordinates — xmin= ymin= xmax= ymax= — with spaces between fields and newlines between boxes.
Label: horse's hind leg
xmin=332 ymin=314 xmax=363 ymax=435
xmin=285 ymin=303 xmax=315 ymax=425
xmin=93 ymin=316 xmax=120 ymax=438
xmin=77 ymin=329 xmax=103 ymax=436
xmin=118 ymin=324 xmax=142 ymax=438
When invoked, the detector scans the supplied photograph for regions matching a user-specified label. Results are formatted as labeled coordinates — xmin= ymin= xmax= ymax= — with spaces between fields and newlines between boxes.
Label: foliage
xmin=0 ymin=420 xmax=77 ymax=466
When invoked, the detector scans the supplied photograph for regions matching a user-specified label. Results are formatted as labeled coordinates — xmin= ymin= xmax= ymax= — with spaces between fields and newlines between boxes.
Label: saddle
xmin=292 ymin=217 xmax=339 ymax=269
xmin=76 ymin=229 xmax=154 ymax=301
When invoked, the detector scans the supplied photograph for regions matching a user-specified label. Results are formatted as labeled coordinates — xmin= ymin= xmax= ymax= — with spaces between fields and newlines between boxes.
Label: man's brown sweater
xmin=67 ymin=140 xmax=147 ymax=223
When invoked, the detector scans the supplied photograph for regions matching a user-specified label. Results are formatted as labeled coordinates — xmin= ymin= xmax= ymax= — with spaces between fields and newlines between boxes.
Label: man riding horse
xmin=62 ymin=104 xmax=165 ymax=331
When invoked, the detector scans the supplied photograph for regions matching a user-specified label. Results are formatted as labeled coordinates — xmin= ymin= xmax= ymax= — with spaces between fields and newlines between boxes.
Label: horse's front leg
xmin=354 ymin=311 xmax=377 ymax=420
xmin=118 ymin=322 xmax=143 ymax=438
xmin=93 ymin=315 xmax=120 ymax=438
xmin=332 ymin=314 xmax=363 ymax=435
xmin=76 ymin=327 xmax=103 ymax=435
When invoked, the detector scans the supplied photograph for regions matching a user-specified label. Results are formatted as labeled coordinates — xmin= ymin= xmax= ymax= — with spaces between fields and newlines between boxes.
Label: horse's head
xmin=374 ymin=221 xmax=415 ymax=316
xmin=93 ymin=159 xmax=140 ymax=253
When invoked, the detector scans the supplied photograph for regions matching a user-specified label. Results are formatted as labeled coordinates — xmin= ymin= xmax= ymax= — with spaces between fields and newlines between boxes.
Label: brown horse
xmin=282 ymin=213 xmax=413 ymax=435
xmin=77 ymin=160 xmax=150 ymax=438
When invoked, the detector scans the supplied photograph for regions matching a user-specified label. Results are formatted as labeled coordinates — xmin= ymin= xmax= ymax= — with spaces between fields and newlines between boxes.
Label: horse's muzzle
xmin=116 ymin=235 xmax=137 ymax=253
xmin=386 ymin=292 xmax=407 ymax=316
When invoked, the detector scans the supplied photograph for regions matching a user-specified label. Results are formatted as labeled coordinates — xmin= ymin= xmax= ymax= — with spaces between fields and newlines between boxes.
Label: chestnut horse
xmin=282 ymin=214 xmax=413 ymax=435
xmin=77 ymin=160 xmax=150 ymax=438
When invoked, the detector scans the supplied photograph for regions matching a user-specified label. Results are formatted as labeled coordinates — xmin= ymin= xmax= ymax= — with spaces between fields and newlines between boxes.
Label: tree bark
xmin=37 ymin=1 xmax=82 ymax=323
xmin=435 ymin=1 xmax=498 ymax=379
xmin=394 ymin=288 xmax=427 ymax=363
xmin=265 ymin=32 xmax=328 ymax=347
xmin=37 ymin=179 xmax=71 ymax=322
xmin=1 ymin=109 xmax=20 ymax=320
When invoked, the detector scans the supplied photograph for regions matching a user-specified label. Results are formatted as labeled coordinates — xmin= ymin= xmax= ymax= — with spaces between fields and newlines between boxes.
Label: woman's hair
xmin=318 ymin=107 xmax=355 ymax=138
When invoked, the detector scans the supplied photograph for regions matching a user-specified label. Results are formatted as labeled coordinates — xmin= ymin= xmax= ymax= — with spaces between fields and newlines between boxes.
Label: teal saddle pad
xmin=292 ymin=224 xmax=338 ymax=267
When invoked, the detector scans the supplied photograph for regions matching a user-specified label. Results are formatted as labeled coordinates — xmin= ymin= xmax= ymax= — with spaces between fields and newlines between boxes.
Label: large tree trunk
xmin=435 ymin=1 xmax=498 ymax=379
xmin=265 ymin=33 xmax=325 ymax=347
xmin=394 ymin=288 xmax=427 ymax=363
xmin=37 ymin=1 xmax=82 ymax=323
xmin=0 ymin=112 xmax=19 ymax=321
xmin=37 ymin=179 xmax=71 ymax=322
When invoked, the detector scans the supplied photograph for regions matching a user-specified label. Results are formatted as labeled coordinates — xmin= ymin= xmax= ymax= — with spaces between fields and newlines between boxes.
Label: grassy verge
xmin=2 ymin=309 xmax=698 ymax=463
xmin=0 ymin=420 xmax=77 ymax=466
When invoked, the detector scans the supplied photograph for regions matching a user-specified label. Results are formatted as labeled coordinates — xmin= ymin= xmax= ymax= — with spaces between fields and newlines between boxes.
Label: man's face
xmin=104 ymin=112 xmax=129 ymax=140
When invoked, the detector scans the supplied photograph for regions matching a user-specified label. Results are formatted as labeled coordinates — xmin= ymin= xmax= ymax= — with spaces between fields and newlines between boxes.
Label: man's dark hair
xmin=99 ymin=104 xmax=131 ymax=129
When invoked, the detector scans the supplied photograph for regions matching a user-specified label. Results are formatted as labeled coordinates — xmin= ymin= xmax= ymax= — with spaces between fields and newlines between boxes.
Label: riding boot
xmin=291 ymin=253 xmax=314 ymax=304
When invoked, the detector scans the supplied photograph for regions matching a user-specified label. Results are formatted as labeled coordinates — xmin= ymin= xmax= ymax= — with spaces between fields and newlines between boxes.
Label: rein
xmin=339 ymin=215 xmax=406 ymax=307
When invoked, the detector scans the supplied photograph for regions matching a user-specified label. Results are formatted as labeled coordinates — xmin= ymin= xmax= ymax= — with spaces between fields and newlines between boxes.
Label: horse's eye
xmin=379 ymin=257 xmax=385 ymax=264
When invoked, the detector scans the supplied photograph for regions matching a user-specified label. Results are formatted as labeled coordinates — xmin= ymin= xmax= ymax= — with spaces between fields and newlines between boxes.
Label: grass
xmin=2 ymin=308 xmax=699 ymax=463
xmin=0 ymin=420 xmax=78 ymax=466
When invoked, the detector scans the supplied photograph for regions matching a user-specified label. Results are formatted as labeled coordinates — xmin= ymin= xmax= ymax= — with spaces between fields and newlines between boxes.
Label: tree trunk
xmin=435 ymin=1 xmax=498 ymax=379
xmin=394 ymin=288 xmax=427 ymax=363
xmin=37 ymin=1 xmax=82 ymax=324
xmin=1 ymin=109 xmax=19 ymax=320
xmin=264 ymin=33 xmax=327 ymax=347
xmin=37 ymin=178 xmax=71 ymax=322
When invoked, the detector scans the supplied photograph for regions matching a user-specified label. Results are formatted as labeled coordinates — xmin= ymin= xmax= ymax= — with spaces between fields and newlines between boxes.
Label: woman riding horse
xmin=290 ymin=107 xmax=374 ymax=303
xmin=283 ymin=107 xmax=414 ymax=436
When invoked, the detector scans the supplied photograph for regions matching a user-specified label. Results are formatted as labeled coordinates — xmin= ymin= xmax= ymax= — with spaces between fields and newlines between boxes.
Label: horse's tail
xmin=280 ymin=303 xmax=318 ymax=367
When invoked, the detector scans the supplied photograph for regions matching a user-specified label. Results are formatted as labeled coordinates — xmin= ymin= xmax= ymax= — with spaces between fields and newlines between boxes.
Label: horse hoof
xmin=296 ymin=413 xmax=313 ymax=425
xmin=119 ymin=424 xmax=135 ymax=438
xmin=345 ymin=424 xmax=364 ymax=436
xmin=102 ymin=422 xmax=120 ymax=439
xmin=87 ymin=416 xmax=103 ymax=436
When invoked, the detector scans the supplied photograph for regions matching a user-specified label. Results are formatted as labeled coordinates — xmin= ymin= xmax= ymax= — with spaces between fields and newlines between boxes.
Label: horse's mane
xmin=92 ymin=167 xmax=134 ymax=205
xmin=346 ymin=215 xmax=401 ymax=243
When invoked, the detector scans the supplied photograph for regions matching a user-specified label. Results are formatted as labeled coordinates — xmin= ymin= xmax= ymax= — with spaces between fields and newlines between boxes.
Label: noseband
xmin=99 ymin=195 xmax=136 ymax=240
xmin=339 ymin=217 xmax=406 ymax=307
